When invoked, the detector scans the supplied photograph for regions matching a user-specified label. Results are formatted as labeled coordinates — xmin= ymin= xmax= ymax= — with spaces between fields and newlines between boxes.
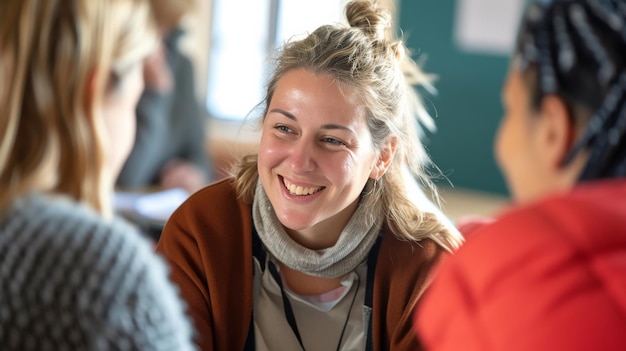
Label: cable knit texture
xmin=0 ymin=194 xmax=195 ymax=351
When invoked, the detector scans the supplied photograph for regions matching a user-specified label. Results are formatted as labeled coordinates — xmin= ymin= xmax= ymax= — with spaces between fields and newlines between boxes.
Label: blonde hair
xmin=0 ymin=0 xmax=157 ymax=216
xmin=235 ymin=0 xmax=463 ymax=252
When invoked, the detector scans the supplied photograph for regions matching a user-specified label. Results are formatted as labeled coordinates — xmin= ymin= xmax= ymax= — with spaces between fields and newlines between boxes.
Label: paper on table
xmin=114 ymin=188 xmax=190 ymax=222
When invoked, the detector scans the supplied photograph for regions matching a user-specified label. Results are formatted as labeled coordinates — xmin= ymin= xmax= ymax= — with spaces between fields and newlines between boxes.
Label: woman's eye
xmin=322 ymin=137 xmax=345 ymax=146
xmin=275 ymin=125 xmax=293 ymax=133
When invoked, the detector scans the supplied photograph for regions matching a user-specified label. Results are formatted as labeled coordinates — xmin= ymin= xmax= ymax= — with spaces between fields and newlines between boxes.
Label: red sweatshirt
xmin=415 ymin=179 xmax=626 ymax=351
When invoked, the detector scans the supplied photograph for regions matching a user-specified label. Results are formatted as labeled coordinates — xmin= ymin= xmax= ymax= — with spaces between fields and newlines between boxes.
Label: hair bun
xmin=346 ymin=0 xmax=391 ymax=42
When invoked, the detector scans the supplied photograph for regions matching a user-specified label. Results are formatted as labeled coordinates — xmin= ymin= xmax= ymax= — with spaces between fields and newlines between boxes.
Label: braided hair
xmin=515 ymin=0 xmax=626 ymax=180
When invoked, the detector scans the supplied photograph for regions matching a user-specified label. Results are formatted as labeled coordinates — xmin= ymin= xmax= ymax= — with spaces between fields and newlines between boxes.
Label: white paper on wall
xmin=454 ymin=0 xmax=526 ymax=56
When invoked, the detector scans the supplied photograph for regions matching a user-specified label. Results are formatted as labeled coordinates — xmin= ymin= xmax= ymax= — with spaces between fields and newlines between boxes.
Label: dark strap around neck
xmin=245 ymin=228 xmax=381 ymax=351
xmin=243 ymin=229 xmax=265 ymax=351
xmin=364 ymin=236 xmax=381 ymax=351
xmin=268 ymin=261 xmax=307 ymax=350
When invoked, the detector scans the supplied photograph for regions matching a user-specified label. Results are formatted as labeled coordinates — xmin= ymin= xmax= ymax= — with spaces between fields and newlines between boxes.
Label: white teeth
xmin=283 ymin=179 xmax=321 ymax=196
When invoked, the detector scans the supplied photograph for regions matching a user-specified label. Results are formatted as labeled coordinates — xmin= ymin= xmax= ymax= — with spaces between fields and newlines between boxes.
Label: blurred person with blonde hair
xmin=117 ymin=0 xmax=213 ymax=195
xmin=0 ymin=0 xmax=195 ymax=349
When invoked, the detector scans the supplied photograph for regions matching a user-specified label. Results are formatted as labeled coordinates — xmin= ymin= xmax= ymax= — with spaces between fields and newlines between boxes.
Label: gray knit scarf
xmin=252 ymin=180 xmax=382 ymax=278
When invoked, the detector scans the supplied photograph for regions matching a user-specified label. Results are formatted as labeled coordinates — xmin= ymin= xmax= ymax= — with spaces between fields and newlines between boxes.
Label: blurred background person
xmin=415 ymin=0 xmax=626 ymax=350
xmin=0 ymin=0 xmax=195 ymax=349
xmin=116 ymin=0 xmax=213 ymax=195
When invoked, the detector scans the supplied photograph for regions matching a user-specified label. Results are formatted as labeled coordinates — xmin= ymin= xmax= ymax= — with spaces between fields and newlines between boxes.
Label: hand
xmin=143 ymin=42 xmax=173 ymax=93
xmin=160 ymin=159 xmax=207 ymax=194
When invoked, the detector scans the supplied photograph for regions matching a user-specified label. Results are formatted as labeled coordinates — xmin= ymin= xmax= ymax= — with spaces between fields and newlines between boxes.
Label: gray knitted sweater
xmin=0 ymin=194 xmax=195 ymax=350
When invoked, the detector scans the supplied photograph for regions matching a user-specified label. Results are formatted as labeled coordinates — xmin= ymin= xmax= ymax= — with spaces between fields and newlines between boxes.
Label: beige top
xmin=254 ymin=257 xmax=367 ymax=351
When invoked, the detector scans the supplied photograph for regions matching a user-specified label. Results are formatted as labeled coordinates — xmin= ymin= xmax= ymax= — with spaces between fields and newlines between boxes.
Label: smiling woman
xmin=257 ymin=69 xmax=380 ymax=250
xmin=156 ymin=0 xmax=462 ymax=350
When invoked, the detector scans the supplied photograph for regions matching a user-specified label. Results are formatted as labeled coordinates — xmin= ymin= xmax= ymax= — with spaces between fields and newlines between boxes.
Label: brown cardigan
xmin=156 ymin=178 xmax=446 ymax=351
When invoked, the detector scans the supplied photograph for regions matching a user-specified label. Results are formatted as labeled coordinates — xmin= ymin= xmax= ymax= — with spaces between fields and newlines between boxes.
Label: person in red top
xmin=414 ymin=0 xmax=626 ymax=350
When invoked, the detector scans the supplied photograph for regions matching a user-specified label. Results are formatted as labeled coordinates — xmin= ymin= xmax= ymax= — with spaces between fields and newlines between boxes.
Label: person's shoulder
xmin=5 ymin=193 xmax=132 ymax=235
xmin=193 ymin=177 xmax=238 ymax=196
xmin=418 ymin=180 xmax=626 ymax=351
xmin=167 ymin=177 xmax=251 ymax=234
xmin=539 ymin=178 xmax=626 ymax=227
xmin=0 ymin=194 xmax=195 ymax=350
xmin=453 ymin=197 xmax=571 ymax=267
xmin=2 ymin=193 xmax=157 ymax=267
xmin=470 ymin=179 xmax=626 ymax=250
xmin=176 ymin=177 xmax=242 ymax=211
xmin=380 ymin=224 xmax=446 ymax=257
xmin=378 ymin=226 xmax=446 ymax=275
xmin=2 ymin=194 xmax=175 ymax=285
xmin=444 ymin=179 xmax=626 ymax=292
xmin=375 ymin=230 xmax=448 ymax=304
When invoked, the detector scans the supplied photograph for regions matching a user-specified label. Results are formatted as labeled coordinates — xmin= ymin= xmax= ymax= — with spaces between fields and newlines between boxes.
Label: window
xmin=205 ymin=0 xmax=346 ymax=121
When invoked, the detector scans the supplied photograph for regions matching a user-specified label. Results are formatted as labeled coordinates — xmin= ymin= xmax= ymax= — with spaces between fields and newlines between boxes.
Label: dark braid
xmin=516 ymin=0 xmax=626 ymax=181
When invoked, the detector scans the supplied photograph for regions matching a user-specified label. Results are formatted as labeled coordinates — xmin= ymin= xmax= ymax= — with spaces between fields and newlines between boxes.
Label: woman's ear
xmin=538 ymin=94 xmax=575 ymax=169
xmin=370 ymin=136 xmax=398 ymax=179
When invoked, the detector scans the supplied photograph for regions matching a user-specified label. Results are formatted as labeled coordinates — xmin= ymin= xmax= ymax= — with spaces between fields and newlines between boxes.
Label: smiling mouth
xmin=282 ymin=177 xmax=324 ymax=196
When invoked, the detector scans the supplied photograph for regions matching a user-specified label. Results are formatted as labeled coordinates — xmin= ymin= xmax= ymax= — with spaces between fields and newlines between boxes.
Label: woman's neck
xmin=278 ymin=262 xmax=343 ymax=295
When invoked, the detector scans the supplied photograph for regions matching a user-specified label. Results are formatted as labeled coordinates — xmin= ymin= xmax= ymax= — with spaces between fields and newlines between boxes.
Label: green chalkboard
xmin=399 ymin=1 xmax=510 ymax=195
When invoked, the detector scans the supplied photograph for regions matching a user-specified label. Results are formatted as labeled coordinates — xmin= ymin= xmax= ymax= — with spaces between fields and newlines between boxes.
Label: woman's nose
xmin=288 ymin=139 xmax=316 ymax=173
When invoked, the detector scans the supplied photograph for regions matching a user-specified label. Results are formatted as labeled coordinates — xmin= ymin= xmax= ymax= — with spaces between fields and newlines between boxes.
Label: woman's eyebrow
xmin=320 ymin=124 xmax=354 ymax=133
xmin=269 ymin=108 xmax=297 ymax=120
xmin=270 ymin=108 xmax=355 ymax=133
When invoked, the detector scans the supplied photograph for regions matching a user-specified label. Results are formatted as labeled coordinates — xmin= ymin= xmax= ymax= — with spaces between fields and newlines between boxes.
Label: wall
xmin=182 ymin=0 xmax=396 ymax=108
xmin=398 ymin=1 xmax=512 ymax=195
xmin=181 ymin=0 xmax=515 ymax=190
xmin=179 ymin=0 xmax=255 ymax=178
